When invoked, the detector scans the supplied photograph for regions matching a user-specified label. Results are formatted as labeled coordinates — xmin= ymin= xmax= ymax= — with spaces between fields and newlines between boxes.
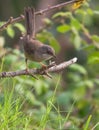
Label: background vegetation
xmin=0 ymin=0 xmax=99 ymax=129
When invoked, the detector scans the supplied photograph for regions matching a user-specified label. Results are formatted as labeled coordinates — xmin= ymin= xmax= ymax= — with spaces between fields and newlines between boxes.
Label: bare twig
xmin=0 ymin=0 xmax=75 ymax=32
xmin=0 ymin=57 xmax=77 ymax=78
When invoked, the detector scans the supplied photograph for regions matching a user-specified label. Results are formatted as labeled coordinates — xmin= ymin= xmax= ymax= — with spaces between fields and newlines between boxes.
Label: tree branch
xmin=0 ymin=57 xmax=77 ymax=78
xmin=0 ymin=0 xmax=75 ymax=32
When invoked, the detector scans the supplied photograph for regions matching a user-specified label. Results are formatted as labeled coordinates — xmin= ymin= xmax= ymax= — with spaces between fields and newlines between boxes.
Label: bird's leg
xmin=25 ymin=58 xmax=28 ymax=71
xmin=25 ymin=58 xmax=38 ymax=79
xmin=40 ymin=62 xmax=47 ymax=70
xmin=39 ymin=62 xmax=53 ymax=79
xmin=43 ymin=71 xmax=52 ymax=79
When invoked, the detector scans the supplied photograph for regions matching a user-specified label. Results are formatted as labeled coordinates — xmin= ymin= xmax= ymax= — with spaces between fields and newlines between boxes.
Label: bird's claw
xmin=25 ymin=68 xmax=38 ymax=79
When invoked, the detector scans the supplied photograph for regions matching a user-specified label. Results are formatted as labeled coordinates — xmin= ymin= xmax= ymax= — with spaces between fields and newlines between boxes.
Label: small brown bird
xmin=21 ymin=7 xmax=56 ymax=70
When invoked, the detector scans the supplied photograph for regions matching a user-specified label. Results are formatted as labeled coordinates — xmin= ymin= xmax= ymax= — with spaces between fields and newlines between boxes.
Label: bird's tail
xmin=24 ymin=7 xmax=35 ymax=38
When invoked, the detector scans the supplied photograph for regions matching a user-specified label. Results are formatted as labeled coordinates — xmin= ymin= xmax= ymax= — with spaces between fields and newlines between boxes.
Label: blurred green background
xmin=0 ymin=0 xmax=99 ymax=130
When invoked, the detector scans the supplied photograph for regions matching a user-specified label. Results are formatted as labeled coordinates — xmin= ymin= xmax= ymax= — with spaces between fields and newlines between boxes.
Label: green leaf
xmin=69 ymin=63 xmax=87 ymax=75
xmin=0 ymin=21 xmax=5 ymax=26
xmin=52 ymin=12 xmax=71 ymax=19
xmin=87 ymin=8 xmax=94 ymax=15
xmin=56 ymin=92 xmax=72 ymax=105
xmin=92 ymin=35 xmax=99 ymax=42
xmin=43 ymin=18 xmax=52 ymax=26
xmin=6 ymin=25 xmax=15 ymax=38
xmin=83 ymin=44 xmax=95 ymax=51
xmin=37 ymin=30 xmax=60 ymax=53
xmin=88 ymin=51 xmax=99 ymax=64
xmin=89 ymin=51 xmax=99 ymax=57
xmin=75 ymin=9 xmax=87 ymax=16
xmin=0 ymin=36 xmax=5 ymax=47
xmin=14 ymin=23 xmax=25 ymax=32
xmin=26 ymin=91 xmax=41 ymax=106
xmin=73 ymin=33 xmax=81 ymax=49
xmin=94 ymin=10 xmax=99 ymax=15
xmin=73 ymin=86 xmax=86 ymax=99
xmin=84 ymin=80 xmax=94 ymax=88
xmin=93 ymin=79 xmax=99 ymax=85
xmin=57 ymin=24 xmax=70 ymax=33
xmin=71 ymin=18 xmax=81 ymax=30
xmin=88 ymin=57 xmax=99 ymax=64
xmin=48 ymin=37 xmax=60 ymax=52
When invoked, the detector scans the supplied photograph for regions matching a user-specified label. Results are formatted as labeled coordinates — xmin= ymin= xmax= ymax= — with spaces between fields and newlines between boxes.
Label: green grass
xmin=39 ymin=75 xmax=61 ymax=130
xmin=84 ymin=115 xmax=92 ymax=130
xmin=0 ymin=75 xmax=75 ymax=130
xmin=0 ymin=79 xmax=30 ymax=130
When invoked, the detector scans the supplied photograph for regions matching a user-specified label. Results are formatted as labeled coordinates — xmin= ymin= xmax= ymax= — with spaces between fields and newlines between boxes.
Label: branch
xmin=0 ymin=57 xmax=77 ymax=78
xmin=0 ymin=0 xmax=75 ymax=31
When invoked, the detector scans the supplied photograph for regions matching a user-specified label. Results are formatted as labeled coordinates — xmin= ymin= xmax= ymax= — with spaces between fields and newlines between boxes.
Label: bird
xmin=21 ymin=7 xmax=56 ymax=71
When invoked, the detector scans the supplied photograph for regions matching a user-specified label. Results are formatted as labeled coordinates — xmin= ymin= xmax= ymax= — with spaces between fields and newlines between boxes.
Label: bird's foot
xmin=40 ymin=61 xmax=56 ymax=71
xmin=40 ymin=61 xmax=56 ymax=78
xmin=25 ymin=68 xmax=38 ymax=79
xmin=44 ymin=71 xmax=52 ymax=79
xmin=40 ymin=63 xmax=47 ymax=70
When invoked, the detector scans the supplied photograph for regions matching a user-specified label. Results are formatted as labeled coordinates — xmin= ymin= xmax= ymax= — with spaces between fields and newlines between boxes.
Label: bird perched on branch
xmin=21 ymin=7 xmax=56 ymax=71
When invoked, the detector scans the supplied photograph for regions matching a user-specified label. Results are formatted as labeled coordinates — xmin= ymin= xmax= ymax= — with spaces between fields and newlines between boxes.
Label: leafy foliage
xmin=0 ymin=0 xmax=99 ymax=129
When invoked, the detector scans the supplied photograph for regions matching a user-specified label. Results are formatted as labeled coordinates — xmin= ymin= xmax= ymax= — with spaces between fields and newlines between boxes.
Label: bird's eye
xmin=47 ymin=48 xmax=52 ymax=54
xmin=48 ymin=49 xmax=54 ymax=56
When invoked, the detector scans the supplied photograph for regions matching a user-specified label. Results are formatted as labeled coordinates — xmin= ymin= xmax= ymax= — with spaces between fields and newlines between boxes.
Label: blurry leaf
xmin=48 ymin=37 xmax=60 ymax=52
xmin=69 ymin=63 xmax=87 ymax=75
xmin=43 ymin=18 xmax=52 ymax=26
xmin=84 ymin=44 xmax=95 ymax=51
xmin=94 ymin=10 xmax=99 ymax=15
xmin=88 ymin=57 xmax=99 ymax=64
xmin=0 ymin=22 xmax=4 ymax=26
xmin=93 ymin=89 xmax=99 ymax=98
xmin=75 ymin=9 xmax=87 ymax=16
xmin=93 ymin=79 xmax=99 ymax=85
xmin=76 ymin=100 xmax=90 ymax=116
xmin=34 ymin=80 xmax=49 ymax=95
xmin=37 ymin=30 xmax=60 ymax=53
xmin=13 ymin=49 xmax=21 ymax=55
xmin=73 ymin=33 xmax=81 ymax=49
xmin=75 ymin=80 xmax=94 ymax=88
xmin=14 ymin=23 xmax=25 ymax=32
xmin=68 ymin=72 xmax=82 ymax=82
xmin=92 ymin=35 xmax=99 ymax=42
xmin=73 ymin=86 xmax=86 ymax=100
xmin=84 ymin=80 xmax=94 ymax=88
xmin=4 ymin=55 xmax=17 ymax=65
xmin=87 ymin=8 xmax=94 ymax=15
xmin=57 ymin=24 xmax=70 ymax=33
xmin=6 ymin=25 xmax=15 ymax=38
xmin=71 ymin=18 xmax=81 ymax=30
xmin=52 ymin=12 xmax=71 ymax=19
xmin=71 ymin=21 xmax=82 ymax=48
xmin=89 ymin=51 xmax=99 ymax=57
xmin=0 ymin=37 xmax=5 ymax=47
xmin=83 ymin=14 xmax=92 ymax=26
xmin=56 ymin=92 xmax=72 ymax=105
xmin=37 ymin=32 xmax=47 ymax=43
xmin=26 ymin=91 xmax=41 ymax=106
xmin=15 ymin=84 xmax=25 ymax=95
xmin=88 ymin=51 xmax=99 ymax=64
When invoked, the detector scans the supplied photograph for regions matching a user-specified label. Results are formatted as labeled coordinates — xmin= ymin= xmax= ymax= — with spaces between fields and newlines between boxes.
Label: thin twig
xmin=0 ymin=0 xmax=75 ymax=32
xmin=0 ymin=57 xmax=77 ymax=78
